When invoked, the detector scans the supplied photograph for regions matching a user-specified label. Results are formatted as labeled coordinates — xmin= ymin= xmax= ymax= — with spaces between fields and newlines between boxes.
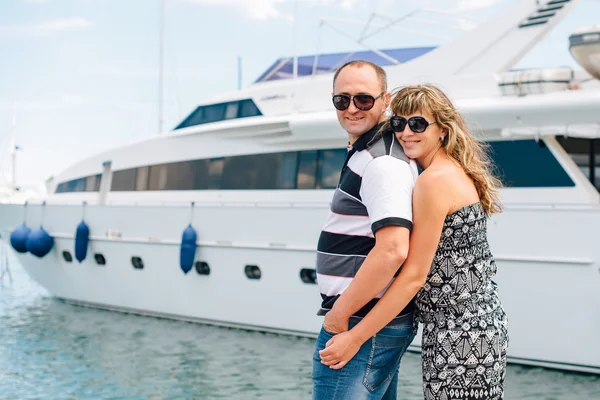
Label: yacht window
xmin=221 ymin=152 xmax=298 ymax=189
xmin=221 ymin=156 xmax=250 ymax=190
xmin=280 ymin=152 xmax=299 ymax=189
xmin=244 ymin=264 xmax=261 ymax=280
xmin=297 ymin=150 xmax=318 ymax=189
xmin=111 ymin=168 xmax=137 ymax=191
xmin=77 ymin=149 xmax=353 ymax=193
xmin=300 ymin=268 xmax=317 ymax=284
xmin=56 ymin=174 xmax=101 ymax=193
xmin=488 ymin=139 xmax=574 ymax=187
xmin=135 ymin=166 xmax=150 ymax=191
xmin=317 ymin=149 xmax=346 ymax=189
xmin=85 ymin=174 xmax=101 ymax=192
xmin=174 ymin=99 xmax=262 ymax=130
xmin=131 ymin=256 xmax=144 ymax=270
xmin=94 ymin=253 xmax=106 ymax=266
xmin=149 ymin=164 xmax=168 ymax=190
xmin=66 ymin=177 xmax=86 ymax=192
xmin=56 ymin=181 xmax=74 ymax=193
xmin=195 ymin=261 xmax=210 ymax=275
xmin=62 ymin=251 xmax=73 ymax=263
xmin=208 ymin=158 xmax=224 ymax=189
xmin=165 ymin=160 xmax=196 ymax=190
xmin=224 ymin=102 xmax=239 ymax=119
xmin=203 ymin=104 xmax=226 ymax=124
xmin=179 ymin=106 xmax=205 ymax=127
xmin=255 ymin=47 xmax=436 ymax=83
xmin=556 ymin=136 xmax=600 ymax=190
xmin=238 ymin=99 xmax=261 ymax=118
xmin=190 ymin=159 xmax=211 ymax=190
xmin=56 ymin=182 xmax=67 ymax=193
xmin=60 ymin=139 xmax=578 ymax=194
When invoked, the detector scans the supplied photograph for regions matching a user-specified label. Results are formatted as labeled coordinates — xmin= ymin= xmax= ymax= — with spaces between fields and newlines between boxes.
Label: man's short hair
xmin=332 ymin=60 xmax=387 ymax=92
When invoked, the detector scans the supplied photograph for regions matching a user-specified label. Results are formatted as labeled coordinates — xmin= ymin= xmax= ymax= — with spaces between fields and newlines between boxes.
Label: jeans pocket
xmin=362 ymin=321 xmax=415 ymax=392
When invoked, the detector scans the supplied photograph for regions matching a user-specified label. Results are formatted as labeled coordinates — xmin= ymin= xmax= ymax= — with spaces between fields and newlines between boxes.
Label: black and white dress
xmin=415 ymin=202 xmax=508 ymax=400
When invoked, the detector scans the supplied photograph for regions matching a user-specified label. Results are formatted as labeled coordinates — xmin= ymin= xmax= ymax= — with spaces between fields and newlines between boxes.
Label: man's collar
xmin=350 ymin=122 xmax=385 ymax=152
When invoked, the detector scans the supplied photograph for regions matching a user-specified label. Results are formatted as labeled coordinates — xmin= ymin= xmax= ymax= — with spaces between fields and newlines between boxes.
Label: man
xmin=312 ymin=60 xmax=418 ymax=400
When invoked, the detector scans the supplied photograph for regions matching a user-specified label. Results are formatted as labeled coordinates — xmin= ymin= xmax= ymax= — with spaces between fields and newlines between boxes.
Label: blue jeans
xmin=312 ymin=315 xmax=416 ymax=400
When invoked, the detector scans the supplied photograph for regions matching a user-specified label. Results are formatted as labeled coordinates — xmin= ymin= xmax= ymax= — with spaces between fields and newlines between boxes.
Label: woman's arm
xmin=321 ymin=156 xmax=416 ymax=334
xmin=322 ymin=224 xmax=409 ymax=334
xmin=319 ymin=173 xmax=449 ymax=369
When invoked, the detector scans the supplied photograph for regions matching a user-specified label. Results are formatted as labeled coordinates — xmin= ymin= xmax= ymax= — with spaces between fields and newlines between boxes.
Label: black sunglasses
xmin=332 ymin=92 xmax=385 ymax=111
xmin=390 ymin=116 xmax=436 ymax=133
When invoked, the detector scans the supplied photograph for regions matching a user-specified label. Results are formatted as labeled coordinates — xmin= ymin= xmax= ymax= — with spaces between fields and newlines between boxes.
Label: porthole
xmin=195 ymin=261 xmax=210 ymax=275
xmin=94 ymin=253 xmax=106 ymax=266
xmin=62 ymin=251 xmax=73 ymax=263
xmin=244 ymin=264 xmax=261 ymax=280
xmin=131 ymin=256 xmax=144 ymax=270
xmin=300 ymin=268 xmax=317 ymax=284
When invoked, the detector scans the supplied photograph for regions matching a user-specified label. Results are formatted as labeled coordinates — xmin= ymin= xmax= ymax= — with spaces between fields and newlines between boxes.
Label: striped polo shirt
xmin=316 ymin=123 xmax=419 ymax=321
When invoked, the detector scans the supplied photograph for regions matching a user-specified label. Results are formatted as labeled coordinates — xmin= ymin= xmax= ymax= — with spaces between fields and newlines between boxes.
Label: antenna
xmin=11 ymin=148 xmax=17 ymax=192
xmin=292 ymin=0 xmax=299 ymax=80
xmin=10 ymin=103 xmax=19 ymax=193
xmin=158 ymin=0 xmax=166 ymax=134
xmin=238 ymin=56 xmax=243 ymax=90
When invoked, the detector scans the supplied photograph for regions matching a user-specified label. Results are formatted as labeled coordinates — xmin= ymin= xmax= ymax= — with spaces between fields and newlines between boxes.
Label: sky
xmin=1 ymin=0 xmax=599 ymax=187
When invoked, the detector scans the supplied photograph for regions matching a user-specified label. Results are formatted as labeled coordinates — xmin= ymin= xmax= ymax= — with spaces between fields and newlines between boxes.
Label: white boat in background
xmin=2 ymin=0 xmax=600 ymax=374
xmin=0 ymin=107 xmax=44 ymax=202
xmin=570 ymin=24 xmax=600 ymax=79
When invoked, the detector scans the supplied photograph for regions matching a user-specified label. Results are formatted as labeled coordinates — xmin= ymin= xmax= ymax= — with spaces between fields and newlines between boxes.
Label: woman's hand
xmin=319 ymin=331 xmax=362 ymax=370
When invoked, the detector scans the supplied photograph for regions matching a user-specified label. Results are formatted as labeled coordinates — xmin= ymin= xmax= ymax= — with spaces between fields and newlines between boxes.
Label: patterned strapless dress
xmin=415 ymin=202 xmax=509 ymax=400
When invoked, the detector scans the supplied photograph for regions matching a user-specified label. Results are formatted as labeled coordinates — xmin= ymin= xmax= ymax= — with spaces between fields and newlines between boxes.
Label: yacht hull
xmin=2 ymin=201 xmax=600 ymax=374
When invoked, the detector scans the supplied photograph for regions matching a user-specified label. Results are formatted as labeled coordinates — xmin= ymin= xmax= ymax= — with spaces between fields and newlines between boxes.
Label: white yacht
xmin=2 ymin=0 xmax=600 ymax=374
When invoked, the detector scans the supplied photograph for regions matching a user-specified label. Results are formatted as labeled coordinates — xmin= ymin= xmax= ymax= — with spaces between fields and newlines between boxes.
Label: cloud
xmin=83 ymin=65 xmax=208 ymax=81
xmin=0 ymin=96 xmax=153 ymax=113
xmin=403 ymin=0 xmax=503 ymax=12
xmin=183 ymin=0 xmax=365 ymax=20
xmin=308 ymin=0 xmax=362 ymax=10
xmin=456 ymin=0 xmax=501 ymax=11
xmin=344 ymin=0 xmax=360 ymax=8
xmin=84 ymin=65 xmax=160 ymax=79
xmin=183 ymin=0 xmax=284 ymax=20
xmin=0 ymin=17 xmax=93 ymax=37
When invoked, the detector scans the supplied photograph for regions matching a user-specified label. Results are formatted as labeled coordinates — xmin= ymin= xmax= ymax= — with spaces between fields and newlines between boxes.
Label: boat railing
xmin=310 ymin=7 xmax=480 ymax=75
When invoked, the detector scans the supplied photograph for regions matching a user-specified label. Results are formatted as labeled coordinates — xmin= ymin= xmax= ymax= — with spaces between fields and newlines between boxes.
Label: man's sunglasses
xmin=390 ymin=116 xmax=436 ymax=133
xmin=332 ymin=92 xmax=385 ymax=111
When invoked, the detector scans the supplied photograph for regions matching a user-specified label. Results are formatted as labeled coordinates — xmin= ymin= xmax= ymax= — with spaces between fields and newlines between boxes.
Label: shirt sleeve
xmin=359 ymin=155 xmax=416 ymax=235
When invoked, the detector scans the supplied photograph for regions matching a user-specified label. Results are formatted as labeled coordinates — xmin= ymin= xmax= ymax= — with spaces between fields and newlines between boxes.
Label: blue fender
xmin=75 ymin=221 xmax=90 ymax=262
xmin=180 ymin=225 xmax=197 ymax=274
xmin=10 ymin=224 xmax=31 ymax=253
xmin=26 ymin=227 xmax=54 ymax=258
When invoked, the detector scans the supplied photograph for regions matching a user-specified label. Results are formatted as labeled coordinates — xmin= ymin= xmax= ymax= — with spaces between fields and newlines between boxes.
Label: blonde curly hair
xmin=386 ymin=84 xmax=502 ymax=215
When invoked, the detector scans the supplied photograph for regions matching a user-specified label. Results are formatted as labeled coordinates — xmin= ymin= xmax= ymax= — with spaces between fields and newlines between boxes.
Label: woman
xmin=319 ymin=84 xmax=508 ymax=400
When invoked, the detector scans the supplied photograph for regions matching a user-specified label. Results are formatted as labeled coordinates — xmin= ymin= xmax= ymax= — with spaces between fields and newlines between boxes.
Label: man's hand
xmin=323 ymin=309 xmax=349 ymax=335
xmin=319 ymin=331 xmax=362 ymax=370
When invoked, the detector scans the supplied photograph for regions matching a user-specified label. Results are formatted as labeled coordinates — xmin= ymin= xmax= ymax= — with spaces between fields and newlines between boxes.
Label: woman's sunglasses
xmin=390 ymin=116 xmax=436 ymax=133
xmin=332 ymin=92 xmax=384 ymax=111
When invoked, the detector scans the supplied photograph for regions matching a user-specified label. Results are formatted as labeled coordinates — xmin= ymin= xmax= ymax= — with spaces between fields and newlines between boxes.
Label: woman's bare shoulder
xmin=416 ymin=162 xmax=457 ymax=191
xmin=415 ymin=162 xmax=465 ymax=212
